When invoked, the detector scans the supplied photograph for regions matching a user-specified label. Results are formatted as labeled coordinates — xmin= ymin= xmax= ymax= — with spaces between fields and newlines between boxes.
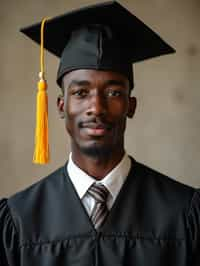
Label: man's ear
xmin=57 ymin=95 xmax=65 ymax=119
xmin=127 ymin=96 xmax=137 ymax=118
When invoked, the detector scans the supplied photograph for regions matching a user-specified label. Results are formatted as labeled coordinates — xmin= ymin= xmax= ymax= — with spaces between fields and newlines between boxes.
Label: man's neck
xmin=71 ymin=149 xmax=125 ymax=180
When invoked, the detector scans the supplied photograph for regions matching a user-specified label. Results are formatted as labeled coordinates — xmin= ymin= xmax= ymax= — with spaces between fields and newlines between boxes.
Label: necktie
xmin=87 ymin=183 xmax=109 ymax=229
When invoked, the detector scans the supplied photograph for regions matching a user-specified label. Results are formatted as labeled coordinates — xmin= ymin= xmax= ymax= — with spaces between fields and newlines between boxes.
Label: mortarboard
xmin=20 ymin=1 xmax=175 ymax=164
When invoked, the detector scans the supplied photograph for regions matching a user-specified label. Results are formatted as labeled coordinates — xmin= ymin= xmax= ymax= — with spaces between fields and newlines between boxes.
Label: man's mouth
xmin=79 ymin=121 xmax=112 ymax=136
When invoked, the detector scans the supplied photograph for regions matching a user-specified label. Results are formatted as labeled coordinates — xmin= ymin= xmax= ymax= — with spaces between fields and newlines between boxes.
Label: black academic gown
xmin=0 ymin=158 xmax=200 ymax=266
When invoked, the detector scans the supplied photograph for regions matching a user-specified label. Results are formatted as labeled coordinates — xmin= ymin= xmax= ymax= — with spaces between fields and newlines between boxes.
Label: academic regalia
xmin=0 ymin=158 xmax=200 ymax=266
xmin=1 ymin=2 xmax=199 ymax=265
xmin=19 ymin=1 xmax=175 ymax=165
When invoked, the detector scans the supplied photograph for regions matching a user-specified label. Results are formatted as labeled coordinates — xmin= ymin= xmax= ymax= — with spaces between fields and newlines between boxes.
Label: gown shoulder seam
xmin=187 ymin=188 xmax=199 ymax=219
xmin=6 ymin=199 xmax=20 ymax=239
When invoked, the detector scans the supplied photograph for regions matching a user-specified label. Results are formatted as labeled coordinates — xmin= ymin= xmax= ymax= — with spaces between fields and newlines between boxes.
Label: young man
xmin=0 ymin=1 xmax=199 ymax=265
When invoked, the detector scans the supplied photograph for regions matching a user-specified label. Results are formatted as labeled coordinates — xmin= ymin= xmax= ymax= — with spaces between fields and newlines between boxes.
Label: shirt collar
xmin=67 ymin=153 xmax=131 ymax=200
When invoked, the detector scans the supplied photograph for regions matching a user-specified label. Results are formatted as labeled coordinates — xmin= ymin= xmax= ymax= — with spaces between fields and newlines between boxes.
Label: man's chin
xmin=79 ymin=144 xmax=112 ymax=158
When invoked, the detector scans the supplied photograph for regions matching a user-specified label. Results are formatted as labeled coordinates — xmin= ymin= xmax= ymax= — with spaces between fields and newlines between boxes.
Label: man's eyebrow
xmin=67 ymin=80 xmax=91 ymax=89
xmin=105 ymin=79 xmax=127 ymax=87
xmin=65 ymin=79 xmax=127 ymax=90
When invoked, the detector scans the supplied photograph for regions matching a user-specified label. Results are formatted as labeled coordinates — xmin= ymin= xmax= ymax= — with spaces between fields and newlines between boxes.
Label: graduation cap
xmin=20 ymin=1 xmax=175 ymax=164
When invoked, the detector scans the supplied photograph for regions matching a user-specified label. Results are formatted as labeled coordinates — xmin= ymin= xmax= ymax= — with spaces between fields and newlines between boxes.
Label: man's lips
xmin=84 ymin=127 xmax=107 ymax=136
xmin=80 ymin=121 xmax=112 ymax=129
xmin=79 ymin=121 xmax=112 ymax=136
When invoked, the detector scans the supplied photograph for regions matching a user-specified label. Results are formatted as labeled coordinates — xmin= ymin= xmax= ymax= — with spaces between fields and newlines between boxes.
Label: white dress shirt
xmin=67 ymin=153 xmax=131 ymax=216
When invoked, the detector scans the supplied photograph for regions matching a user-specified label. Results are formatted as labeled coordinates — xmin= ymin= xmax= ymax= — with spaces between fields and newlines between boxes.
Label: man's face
xmin=58 ymin=69 xmax=136 ymax=158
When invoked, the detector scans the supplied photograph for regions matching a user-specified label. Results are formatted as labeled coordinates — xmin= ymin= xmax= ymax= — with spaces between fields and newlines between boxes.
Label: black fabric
xmin=0 ymin=158 xmax=200 ymax=266
xmin=56 ymin=25 xmax=134 ymax=88
xmin=20 ymin=1 xmax=175 ymax=89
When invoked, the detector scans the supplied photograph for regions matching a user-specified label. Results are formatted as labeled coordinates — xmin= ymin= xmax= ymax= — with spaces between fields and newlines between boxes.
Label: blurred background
xmin=0 ymin=0 xmax=200 ymax=197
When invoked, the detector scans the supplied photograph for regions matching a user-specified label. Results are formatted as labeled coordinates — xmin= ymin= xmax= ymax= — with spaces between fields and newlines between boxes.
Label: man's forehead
xmin=62 ymin=69 xmax=129 ymax=87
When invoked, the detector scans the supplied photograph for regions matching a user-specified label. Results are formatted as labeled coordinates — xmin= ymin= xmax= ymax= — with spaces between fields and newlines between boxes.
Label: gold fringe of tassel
xmin=33 ymin=18 xmax=50 ymax=164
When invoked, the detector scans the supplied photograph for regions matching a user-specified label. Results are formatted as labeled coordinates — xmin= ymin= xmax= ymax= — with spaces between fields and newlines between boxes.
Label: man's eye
xmin=107 ymin=89 xmax=122 ymax=97
xmin=73 ymin=88 xmax=88 ymax=97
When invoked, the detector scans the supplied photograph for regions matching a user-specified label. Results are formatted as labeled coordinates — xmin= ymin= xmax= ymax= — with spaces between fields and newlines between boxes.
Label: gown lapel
xmin=62 ymin=165 xmax=95 ymax=234
xmin=100 ymin=158 xmax=137 ymax=233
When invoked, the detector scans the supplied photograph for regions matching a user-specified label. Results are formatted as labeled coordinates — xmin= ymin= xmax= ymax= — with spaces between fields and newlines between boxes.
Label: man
xmin=0 ymin=1 xmax=199 ymax=266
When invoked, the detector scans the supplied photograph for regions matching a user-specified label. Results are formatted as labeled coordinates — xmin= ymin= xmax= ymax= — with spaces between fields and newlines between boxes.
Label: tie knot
xmin=88 ymin=183 xmax=109 ymax=203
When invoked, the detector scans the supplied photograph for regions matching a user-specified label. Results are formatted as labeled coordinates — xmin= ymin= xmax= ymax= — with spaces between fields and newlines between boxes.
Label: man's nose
xmin=86 ymin=93 xmax=107 ymax=117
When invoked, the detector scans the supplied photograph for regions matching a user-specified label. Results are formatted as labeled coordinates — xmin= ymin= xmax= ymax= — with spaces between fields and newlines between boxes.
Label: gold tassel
xmin=33 ymin=18 xmax=50 ymax=164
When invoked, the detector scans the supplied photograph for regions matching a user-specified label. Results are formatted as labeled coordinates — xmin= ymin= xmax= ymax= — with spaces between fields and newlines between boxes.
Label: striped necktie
xmin=87 ymin=183 xmax=109 ymax=229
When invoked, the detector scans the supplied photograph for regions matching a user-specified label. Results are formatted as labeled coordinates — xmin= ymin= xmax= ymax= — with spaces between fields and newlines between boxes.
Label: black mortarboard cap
xmin=20 ymin=1 xmax=175 ymax=90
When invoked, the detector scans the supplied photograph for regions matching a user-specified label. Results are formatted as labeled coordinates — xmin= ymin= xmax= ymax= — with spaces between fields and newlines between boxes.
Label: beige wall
xmin=0 ymin=0 xmax=200 ymax=197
